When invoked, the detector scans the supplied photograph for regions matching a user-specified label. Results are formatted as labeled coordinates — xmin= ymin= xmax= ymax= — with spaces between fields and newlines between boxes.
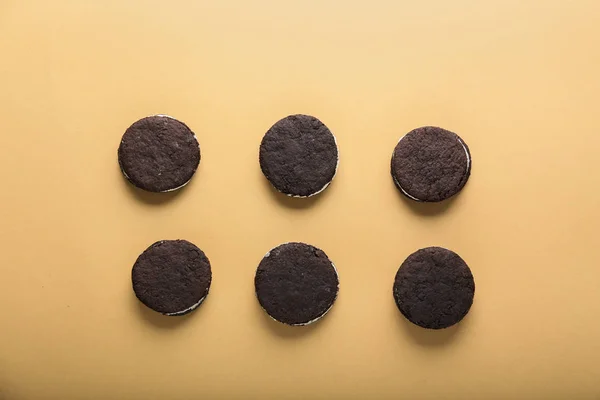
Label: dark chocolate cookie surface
xmin=255 ymin=242 xmax=339 ymax=325
xmin=118 ymin=115 xmax=200 ymax=192
xmin=259 ymin=114 xmax=338 ymax=197
xmin=132 ymin=240 xmax=212 ymax=316
xmin=391 ymin=126 xmax=471 ymax=202
xmin=393 ymin=247 xmax=475 ymax=329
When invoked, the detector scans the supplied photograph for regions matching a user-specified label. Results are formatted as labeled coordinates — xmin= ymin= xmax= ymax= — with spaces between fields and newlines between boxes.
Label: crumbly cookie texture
xmin=118 ymin=116 xmax=200 ymax=192
xmin=393 ymin=247 xmax=475 ymax=329
xmin=260 ymin=114 xmax=338 ymax=197
xmin=391 ymin=126 xmax=471 ymax=202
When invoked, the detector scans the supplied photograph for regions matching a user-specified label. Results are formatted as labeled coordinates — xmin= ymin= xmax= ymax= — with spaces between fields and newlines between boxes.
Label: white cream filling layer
xmin=259 ymin=243 xmax=340 ymax=326
xmin=392 ymin=134 xmax=471 ymax=201
xmin=163 ymin=294 xmax=208 ymax=316
xmin=120 ymin=114 xmax=200 ymax=192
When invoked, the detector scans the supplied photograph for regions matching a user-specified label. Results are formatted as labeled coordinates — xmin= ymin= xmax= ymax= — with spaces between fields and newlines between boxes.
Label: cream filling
xmin=163 ymin=294 xmax=208 ymax=316
xmin=392 ymin=134 xmax=471 ymax=201
xmin=275 ymin=132 xmax=340 ymax=198
xmin=259 ymin=243 xmax=340 ymax=326
xmin=159 ymin=176 xmax=194 ymax=192
xmin=120 ymin=114 xmax=200 ymax=192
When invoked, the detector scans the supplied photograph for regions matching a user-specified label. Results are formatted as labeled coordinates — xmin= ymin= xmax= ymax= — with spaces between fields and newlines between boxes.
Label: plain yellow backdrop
xmin=1 ymin=0 xmax=600 ymax=399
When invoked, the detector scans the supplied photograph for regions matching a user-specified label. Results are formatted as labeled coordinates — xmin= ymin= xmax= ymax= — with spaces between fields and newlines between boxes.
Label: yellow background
xmin=1 ymin=1 xmax=600 ymax=399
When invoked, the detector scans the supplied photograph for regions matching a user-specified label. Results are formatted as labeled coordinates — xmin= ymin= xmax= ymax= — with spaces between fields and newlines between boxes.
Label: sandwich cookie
xmin=255 ymin=242 xmax=339 ymax=326
xmin=393 ymin=247 xmax=475 ymax=329
xmin=259 ymin=114 xmax=339 ymax=197
xmin=132 ymin=240 xmax=212 ymax=316
xmin=391 ymin=126 xmax=471 ymax=202
xmin=118 ymin=115 xmax=200 ymax=192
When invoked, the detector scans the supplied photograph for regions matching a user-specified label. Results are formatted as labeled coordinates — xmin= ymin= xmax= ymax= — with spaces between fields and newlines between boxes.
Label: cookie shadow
xmin=133 ymin=295 xmax=195 ymax=329
xmin=395 ymin=309 xmax=466 ymax=347
xmin=258 ymin=306 xmax=325 ymax=338
xmin=393 ymin=181 xmax=459 ymax=216
xmin=120 ymin=172 xmax=189 ymax=205
xmin=263 ymin=178 xmax=330 ymax=209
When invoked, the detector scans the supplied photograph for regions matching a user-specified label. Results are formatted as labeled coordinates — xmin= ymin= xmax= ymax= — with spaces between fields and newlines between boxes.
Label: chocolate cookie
xmin=393 ymin=247 xmax=475 ymax=329
xmin=391 ymin=126 xmax=471 ymax=202
xmin=259 ymin=114 xmax=339 ymax=197
xmin=118 ymin=115 xmax=201 ymax=192
xmin=255 ymin=242 xmax=339 ymax=326
xmin=132 ymin=240 xmax=212 ymax=316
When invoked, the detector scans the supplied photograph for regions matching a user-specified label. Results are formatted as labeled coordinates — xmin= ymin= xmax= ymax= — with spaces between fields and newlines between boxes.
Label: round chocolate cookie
xmin=393 ymin=247 xmax=475 ymax=329
xmin=132 ymin=240 xmax=211 ymax=316
xmin=255 ymin=242 xmax=339 ymax=326
xmin=259 ymin=114 xmax=339 ymax=197
xmin=391 ymin=126 xmax=471 ymax=202
xmin=118 ymin=115 xmax=201 ymax=192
